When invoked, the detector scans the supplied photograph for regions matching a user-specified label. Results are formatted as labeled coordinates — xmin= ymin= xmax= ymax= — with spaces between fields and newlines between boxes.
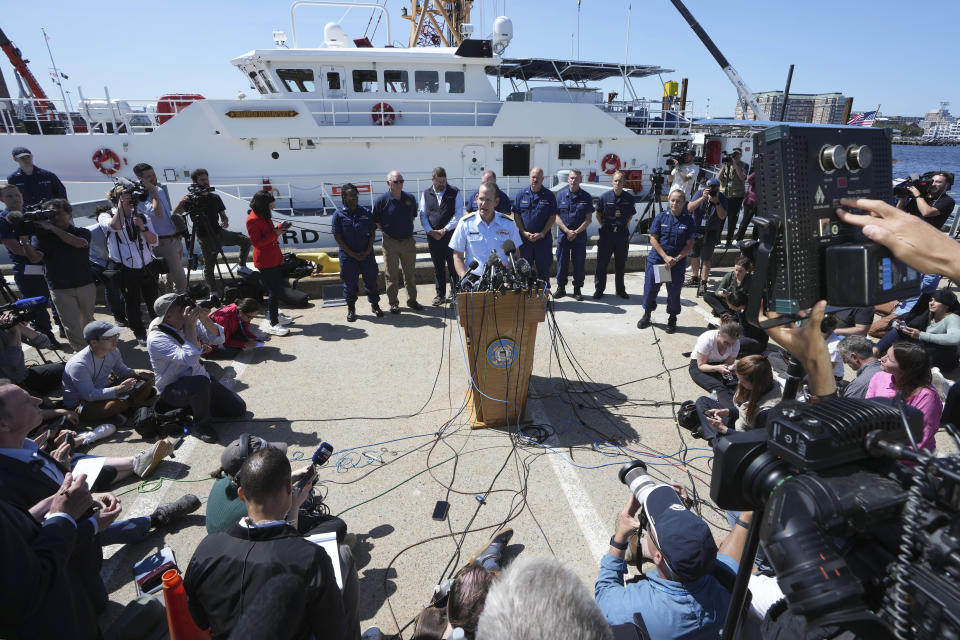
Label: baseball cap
xmin=12 ymin=147 xmax=32 ymax=159
xmin=220 ymin=434 xmax=289 ymax=478
xmin=706 ymin=178 xmax=721 ymax=187
xmin=83 ymin=320 xmax=121 ymax=341
xmin=644 ymin=484 xmax=717 ymax=582
xmin=154 ymin=293 xmax=183 ymax=318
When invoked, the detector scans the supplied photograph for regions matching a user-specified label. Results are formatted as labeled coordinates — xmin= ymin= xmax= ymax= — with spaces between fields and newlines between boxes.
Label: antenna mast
xmin=402 ymin=0 xmax=474 ymax=47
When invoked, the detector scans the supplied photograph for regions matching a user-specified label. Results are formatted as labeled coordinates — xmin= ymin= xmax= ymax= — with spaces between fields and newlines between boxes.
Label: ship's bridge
xmin=230 ymin=39 xmax=502 ymax=127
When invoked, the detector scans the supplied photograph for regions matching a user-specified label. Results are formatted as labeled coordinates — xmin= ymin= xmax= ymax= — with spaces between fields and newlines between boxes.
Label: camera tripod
xmin=629 ymin=180 xmax=665 ymax=241
xmin=182 ymin=202 xmax=237 ymax=293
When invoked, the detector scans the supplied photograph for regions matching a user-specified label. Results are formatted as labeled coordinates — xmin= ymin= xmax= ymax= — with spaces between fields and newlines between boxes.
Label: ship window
xmin=327 ymin=72 xmax=341 ymax=90
xmin=503 ymin=144 xmax=530 ymax=176
xmin=558 ymin=144 xmax=582 ymax=160
xmin=248 ymin=71 xmax=267 ymax=94
xmin=384 ymin=70 xmax=408 ymax=93
xmin=352 ymin=70 xmax=379 ymax=93
xmin=258 ymin=70 xmax=277 ymax=93
xmin=445 ymin=71 xmax=465 ymax=94
xmin=415 ymin=71 xmax=439 ymax=94
xmin=277 ymin=69 xmax=316 ymax=93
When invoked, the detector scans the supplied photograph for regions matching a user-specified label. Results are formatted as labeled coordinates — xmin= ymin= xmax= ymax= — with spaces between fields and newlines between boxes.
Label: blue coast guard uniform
xmin=465 ymin=185 xmax=512 ymax=214
xmin=512 ymin=186 xmax=557 ymax=283
xmin=332 ymin=204 xmax=380 ymax=304
xmin=554 ymin=186 xmax=593 ymax=289
xmin=642 ymin=210 xmax=695 ymax=317
xmin=450 ymin=211 xmax=523 ymax=276
xmin=594 ymin=189 xmax=636 ymax=296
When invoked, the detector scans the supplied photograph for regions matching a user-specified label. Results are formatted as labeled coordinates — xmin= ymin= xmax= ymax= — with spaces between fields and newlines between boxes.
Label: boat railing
xmin=598 ymin=99 xmax=695 ymax=135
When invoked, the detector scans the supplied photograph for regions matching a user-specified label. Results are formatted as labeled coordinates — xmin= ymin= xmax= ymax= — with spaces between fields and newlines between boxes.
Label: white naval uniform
xmin=449 ymin=211 xmax=523 ymax=276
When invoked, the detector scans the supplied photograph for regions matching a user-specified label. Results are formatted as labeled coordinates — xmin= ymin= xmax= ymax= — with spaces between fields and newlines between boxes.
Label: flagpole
xmin=41 ymin=27 xmax=72 ymax=133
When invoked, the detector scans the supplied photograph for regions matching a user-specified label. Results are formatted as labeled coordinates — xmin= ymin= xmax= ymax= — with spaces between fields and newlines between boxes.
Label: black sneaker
xmin=617 ymin=291 xmax=629 ymax=300
xmin=347 ymin=305 xmax=357 ymax=322
xmin=372 ymin=304 xmax=385 ymax=318
xmin=697 ymin=282 xmax=706 ymax=298
xmin=190 ymin=423 xmax=218 ymax=444
xmin=115 ymin=317 xmax=129 ymax=328
xmin=553 ymin=286 xmax=567 ymax=299
xmin=389 ymin=304 xmax=401 ymax=315
xmin=407 ymin=300 xmax=424 ymax=311
xmin=573 ymin=288 xmax=583 ymax=301
xmin=683 ymin=276 xmax=700 ymax=288
xmin=637 ymin=313 xmax=652 ymax=329
xmin=592 ymin=290 xmax=603 ymax=300
xmin=150 ymin=494 xmax=201 ymax=529
xmin=665 ymin=315 xmax=678 ymax=334
xmin=432 ymin=295 xmax=444 ymax=307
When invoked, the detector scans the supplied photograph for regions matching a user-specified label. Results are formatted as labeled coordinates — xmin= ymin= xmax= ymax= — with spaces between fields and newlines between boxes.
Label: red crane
xmin=0 ymin=26 xmax=57 ymax=119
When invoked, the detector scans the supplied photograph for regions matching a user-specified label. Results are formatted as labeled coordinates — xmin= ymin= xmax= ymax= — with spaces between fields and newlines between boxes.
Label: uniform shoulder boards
xmin=499 ymin=212 xmax=514 ymax=221
xmin=461 ymin=211 xmax=478 ymax=219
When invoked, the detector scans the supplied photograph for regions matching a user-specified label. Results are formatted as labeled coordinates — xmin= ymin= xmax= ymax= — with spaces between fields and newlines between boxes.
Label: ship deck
xmin=65 ymin=267 xmax=957 ymax=634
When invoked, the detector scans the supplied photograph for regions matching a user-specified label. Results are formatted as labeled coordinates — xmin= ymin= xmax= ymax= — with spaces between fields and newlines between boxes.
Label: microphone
xmin=501 ymin=239 xmax=519 ymax=276
xmin=458 ymin=259 xmax=481 ymax=291
xmin=10 ymin=296 xmax=48 ymax=309
xmin=294 ymin=441 xmax=334 ymax=490
xmin=478 ymin=251 xmax=499 ymax=291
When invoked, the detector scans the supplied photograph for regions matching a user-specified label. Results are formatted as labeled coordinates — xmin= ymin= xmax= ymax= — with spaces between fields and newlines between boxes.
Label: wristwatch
xmin=609 ymin=535 xmax=629 ymax=551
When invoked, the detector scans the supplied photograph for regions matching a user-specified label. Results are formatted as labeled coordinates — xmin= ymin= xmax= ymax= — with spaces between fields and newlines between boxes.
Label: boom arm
xmin=0 ymin=26 xmax=55 ymax=116
xmin=668 ymin=0 xmax=769 ymax=121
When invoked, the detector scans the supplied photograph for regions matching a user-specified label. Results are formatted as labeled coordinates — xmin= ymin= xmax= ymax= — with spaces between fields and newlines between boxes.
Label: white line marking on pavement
xmin=527 ymin=398 xmax=609 ymax=562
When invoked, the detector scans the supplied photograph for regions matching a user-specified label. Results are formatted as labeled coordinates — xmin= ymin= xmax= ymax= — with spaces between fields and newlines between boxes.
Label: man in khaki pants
xmin=373 ymin=171 xmax=423 ymax=314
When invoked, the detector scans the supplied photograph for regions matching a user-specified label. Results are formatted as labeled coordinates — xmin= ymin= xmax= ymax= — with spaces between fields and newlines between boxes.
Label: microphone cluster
xmin=456 ymin=241 xmax=539 ymax=293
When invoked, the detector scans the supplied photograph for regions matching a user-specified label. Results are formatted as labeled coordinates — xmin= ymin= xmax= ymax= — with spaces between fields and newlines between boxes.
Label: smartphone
xmin=431 ymin=500 xmax=450 ymax=521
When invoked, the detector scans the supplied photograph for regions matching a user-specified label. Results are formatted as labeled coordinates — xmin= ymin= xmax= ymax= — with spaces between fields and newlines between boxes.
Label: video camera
xmin=0 ymin=296 xmax=47 ymax=330
xmin=113 ymin=177 xmax=149 ymax=203
xmin=893 ymin=171 xmax=938 ymax=199
xmin=5 ymin=205 xmax=56 ymax=236
xmin=711 ymin=396 xmax=960 ymax=638
xmin=650 ymin=167 xmax=667 ymax=188
xmin=745 ymin=124 xmax=921 ymax=326
xmin=721 ymin=153 xmax=734 ymax=165
xmin=187 ymin=184 xmax=215 ymax=198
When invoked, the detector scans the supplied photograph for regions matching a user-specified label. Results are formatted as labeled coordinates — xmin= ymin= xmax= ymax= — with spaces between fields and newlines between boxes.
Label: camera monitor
xmin=746 ymin=124 xmax=922 ymax=325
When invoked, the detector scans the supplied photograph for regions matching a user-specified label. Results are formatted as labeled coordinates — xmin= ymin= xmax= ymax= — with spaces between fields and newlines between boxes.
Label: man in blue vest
xmin=419 ymin=167 xmax=463 ymax=306
xmin=554 ymin=169 xmax=593 ymax=301
xmin=7 ymin=147 xmax=67 ymax=208
xmin=465 ymin=170 xmax=511 ymax=214
xmin=374 ymin=171 xmax=423 ymax=314
xmin=513 ymin=167 xmax=557 ymax=286
xmin=333 ymin=184 xmax=383 ymax=322
xmin=592 ymin=171 xmax=636 ymax=300
xmin=638 ymin=190 xmax=695 ymax=334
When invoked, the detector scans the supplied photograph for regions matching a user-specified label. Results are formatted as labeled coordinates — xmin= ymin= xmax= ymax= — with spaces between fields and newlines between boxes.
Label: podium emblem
xmin=486 ymin=338 xmax=518 ymax=369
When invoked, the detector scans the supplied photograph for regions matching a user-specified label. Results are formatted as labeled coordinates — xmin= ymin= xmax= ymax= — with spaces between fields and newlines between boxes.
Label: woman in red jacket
xmin=246 ymin=190 xmax=291 ymax=336
xmin=210 ymin=298 xmax=262 ymax=354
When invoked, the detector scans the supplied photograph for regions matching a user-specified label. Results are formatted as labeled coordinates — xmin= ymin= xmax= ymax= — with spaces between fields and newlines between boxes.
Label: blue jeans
xmin=555 ymin=233 xmax=586 ymax=289
xmin=101 ymin=516 xmax=152 ymax=545
xmin=642 ymin=259 xmax=686 ymax=316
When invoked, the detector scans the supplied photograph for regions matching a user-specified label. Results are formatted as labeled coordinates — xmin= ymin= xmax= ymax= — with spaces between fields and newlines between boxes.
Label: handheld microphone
xmin=294 ymin=441 xmax=334 ymax=490
xmin=10 ymin=297 xmax=48 ymax=309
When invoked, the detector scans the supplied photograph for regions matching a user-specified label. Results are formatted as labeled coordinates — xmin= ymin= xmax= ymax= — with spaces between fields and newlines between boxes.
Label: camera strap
xmin=154 ymin=323 xmax=185 ymax=346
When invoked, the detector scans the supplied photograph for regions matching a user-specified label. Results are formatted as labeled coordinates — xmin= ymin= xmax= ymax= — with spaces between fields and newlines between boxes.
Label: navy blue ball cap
xmin=644 ymin=484 xmax=717 ymax=582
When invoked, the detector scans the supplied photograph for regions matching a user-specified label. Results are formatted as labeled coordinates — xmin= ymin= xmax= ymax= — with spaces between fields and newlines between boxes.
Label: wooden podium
xmin=455 ymin=289 xmax=546 ymax=429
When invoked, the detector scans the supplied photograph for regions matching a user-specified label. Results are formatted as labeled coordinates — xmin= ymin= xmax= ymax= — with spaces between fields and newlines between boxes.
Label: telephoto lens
xmin=619 ymin=461 xmax=659 ymax=502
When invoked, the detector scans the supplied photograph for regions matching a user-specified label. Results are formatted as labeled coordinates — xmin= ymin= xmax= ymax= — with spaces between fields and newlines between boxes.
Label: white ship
xmin=0 ymin=1 xmax=701 ymax=248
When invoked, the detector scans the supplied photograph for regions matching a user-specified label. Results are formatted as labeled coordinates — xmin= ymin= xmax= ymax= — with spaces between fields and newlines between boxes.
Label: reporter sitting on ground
xmin=209 ymin=298 xmax=262 ymax=356
xmin=476 ymin=556 xmax=613 ymax=640
xmin=62 ymin=320 xmax=155 ymax=422
xmin=594 ymin=484 xmax=752 ymax=638
xmin=837 ymin=335 xmax=883 ymax=399
xmin=0 ymin=311 xmax=63 ymax=399
xmin=185 ymin=446 xmax=352 ymax=640
xmin=694 ymin=354 xmax=781 ymax=446
xmin=147 ymin=293 xmax=242 ymax=444
xmin=866 ymin=341 xmax=943 ymax=452
xmin=702 ymin=256 xmax=752 ymax=318
xmin=689 ymin=315 xmax=741 ymax=407
xmin=33 ymin=198 xmax=96 ymax=351
xmin=874 ymin=289 xmax=960 ymax=372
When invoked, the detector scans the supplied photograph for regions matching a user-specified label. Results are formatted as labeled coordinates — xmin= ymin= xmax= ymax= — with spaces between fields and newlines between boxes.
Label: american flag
xmin=847 ymin=110 xmax=878 ymax=126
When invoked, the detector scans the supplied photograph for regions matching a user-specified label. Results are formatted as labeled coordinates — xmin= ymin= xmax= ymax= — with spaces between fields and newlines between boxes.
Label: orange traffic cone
xmin=162 ymin=569 xmax=211 ymax=640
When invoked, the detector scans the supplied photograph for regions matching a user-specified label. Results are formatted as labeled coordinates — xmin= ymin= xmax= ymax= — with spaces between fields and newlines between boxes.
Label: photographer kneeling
xmin=33 ymin=199 xmax=95 ymax=351
xmin=146 ymin=293 xmax=241 ymax=444
xmin=693 ymin=354 xmax=781 ymax=446
xmin=99 ymin=184 xmax=160 ymax=346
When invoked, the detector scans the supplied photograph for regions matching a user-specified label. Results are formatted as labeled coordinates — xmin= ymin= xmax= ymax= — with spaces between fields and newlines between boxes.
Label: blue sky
xmin=2 ymin=0 xmax=955 ymax=117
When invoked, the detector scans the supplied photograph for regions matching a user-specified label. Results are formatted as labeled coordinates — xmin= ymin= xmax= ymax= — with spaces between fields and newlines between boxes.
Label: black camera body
xmin=7 ymin=206 xmax=56 ymax=236
xmin=893 ymin=172 xmax=937 ymax=199
xmin=747 ymin=124 xmax=921 ymax=320
xmin=721 ymin=153 xmax=734 ymax=165
xmin=180 ymin=283 xmax=221 ymax=310
xmin=650 ymin=167 xmax=666 ymax=187
xmin=187 ymin=184 xmax=215 ymax=198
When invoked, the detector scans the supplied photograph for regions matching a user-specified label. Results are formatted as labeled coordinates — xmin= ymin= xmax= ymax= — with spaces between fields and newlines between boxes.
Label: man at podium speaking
xmin=451 ymin=182 xmax=523 ymax=279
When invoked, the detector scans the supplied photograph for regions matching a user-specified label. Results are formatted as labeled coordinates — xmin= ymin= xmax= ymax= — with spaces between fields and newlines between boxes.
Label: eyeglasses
xmin=390 ymin=179 xmax=404 ymax=184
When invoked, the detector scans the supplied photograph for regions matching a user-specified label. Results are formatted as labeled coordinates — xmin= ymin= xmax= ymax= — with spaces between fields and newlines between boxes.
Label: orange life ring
xmin=92 ymin=148 xmax=121 ymax=176
xmin=601 ymin=153 xmax=621 ymax=175
xmin=371 ymin=102 xmax=396 ymax=126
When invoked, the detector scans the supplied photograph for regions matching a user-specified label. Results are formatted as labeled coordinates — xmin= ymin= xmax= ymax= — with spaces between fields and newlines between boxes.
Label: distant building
xmin=734 ymin=91 xmax=848 ymax=124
